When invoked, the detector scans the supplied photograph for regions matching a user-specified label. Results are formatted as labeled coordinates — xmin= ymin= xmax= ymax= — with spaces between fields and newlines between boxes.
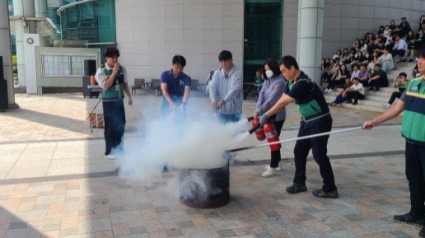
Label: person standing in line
xmin=259 ymin=55 xmax=338 ymax=198
xmin=95 ymin=46 xmax=133 ymax=159
xmin=160 ymin=55 xmax=191 ymax=117
xmin=209 ymin=50 xmax=244 ymax=123
xmin=363 ymin=47 xmax=425 ymax=238
xmin=252 ymin=58 xmax=287 ymax=177
xmin=205 ymin=70 xmax=214 ymax=94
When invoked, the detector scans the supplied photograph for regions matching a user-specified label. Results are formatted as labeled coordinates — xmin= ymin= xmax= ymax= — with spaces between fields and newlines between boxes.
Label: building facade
xmin=115 ymin=0 xmax=425 ymax=85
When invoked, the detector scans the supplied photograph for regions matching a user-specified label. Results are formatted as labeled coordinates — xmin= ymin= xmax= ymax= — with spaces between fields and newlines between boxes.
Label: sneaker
xmin=265 ymin=162 xmax=283 ymax=171
xmin=394 ymin=213 xmax=425 ymax=226
xmin=105 ymin=154 xmax=116 ymax=160
xmin=312 ymin=188 xmax=339 ymax=198
xmin=420 ymin=226 xmax=425 ymax=237
xmin=381 ymin=103 xmax=390 ymax=110
xmin=286 ymin=183 xmax=307 ymax=194
xmin=262 ymin=167 xmax=277 ymax=177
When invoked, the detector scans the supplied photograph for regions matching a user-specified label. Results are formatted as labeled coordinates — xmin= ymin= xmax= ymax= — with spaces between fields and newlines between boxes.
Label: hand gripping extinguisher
xmin=248 ymin=118 xmax=266 ymax=141
xmin=263 ymin=122 xmax=281 ymax=152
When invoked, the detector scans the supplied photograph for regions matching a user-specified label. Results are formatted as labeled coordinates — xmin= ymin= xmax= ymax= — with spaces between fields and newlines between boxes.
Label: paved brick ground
xmin=0 ymin=92 xmax=420 ymax=238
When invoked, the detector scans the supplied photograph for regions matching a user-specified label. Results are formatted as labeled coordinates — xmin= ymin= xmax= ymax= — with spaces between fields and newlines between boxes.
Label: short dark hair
xmin=375 ymin=63 xmax=382 ymax=68
xmin=172 ymin=55 xmax=186 ymax=67
xmin=280 ymin=55 xmax=299 ymax=70
xmin=352 ymin=77 xmax=360 ymax=81
xmin=218 ymin=50 xmax=232 ymax=61
xmin=264 ymin=58 xmax=280 ymax=77
xmin=104 ymin=46 xmax=120 ymax=58
xmin=399 ymin=72 xmax=407 ymax=78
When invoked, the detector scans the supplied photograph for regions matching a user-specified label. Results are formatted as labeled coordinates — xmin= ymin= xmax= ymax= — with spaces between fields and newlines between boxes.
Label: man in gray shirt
xmin=209 ymin=50 xmax=244 ymax=123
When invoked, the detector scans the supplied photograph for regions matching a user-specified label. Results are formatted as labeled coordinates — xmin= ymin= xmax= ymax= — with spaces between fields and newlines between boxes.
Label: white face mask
xmin=265 ymin=70 xmax=274 ymax=79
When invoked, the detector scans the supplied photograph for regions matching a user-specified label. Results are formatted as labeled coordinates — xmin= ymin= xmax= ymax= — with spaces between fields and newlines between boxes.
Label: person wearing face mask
xmin=252 ymin=58 xmax=287 ymax=177
xmin=259 ymin=55 xmax=338 ymax=198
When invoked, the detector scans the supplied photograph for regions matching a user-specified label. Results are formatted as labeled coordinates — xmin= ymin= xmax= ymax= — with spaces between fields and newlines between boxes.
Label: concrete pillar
xmin=0 ymin=0 xmax=17 ymax=108
xmin=35 ymin=0 xmax=47 ymax=17
xmin=297 ymin=0 xmax=324 ymax=85
xmin=13 ymin=0 xmax=35 ymax=88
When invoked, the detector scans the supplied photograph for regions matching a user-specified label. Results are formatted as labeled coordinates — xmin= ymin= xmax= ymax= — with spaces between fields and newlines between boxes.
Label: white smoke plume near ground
xmin=117 ymin=97 xmax=251 ymax=182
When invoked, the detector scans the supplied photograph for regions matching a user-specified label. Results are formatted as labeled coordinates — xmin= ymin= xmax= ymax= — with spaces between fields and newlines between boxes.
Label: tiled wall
xmin=115 ymin=0 xmax=244 ymax=83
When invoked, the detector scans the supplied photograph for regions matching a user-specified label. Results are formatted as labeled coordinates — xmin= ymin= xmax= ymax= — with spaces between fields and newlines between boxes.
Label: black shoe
xmin=368 ymin=87 xmax=374 ymax=91
xmin=312 ymin=188 xmax=338 ymax=198
xmin=352 ymin=102 xmax=358 ymax=105
xmin=345 ymin=99 xmax=353 ymax=104
xmin=374 ymin=87 xmax=379 ymax=91
xmin=286 ymin=183 xmax=307 ymax=194
xmin=420 ymin=226 xmax=425 ymax=237
xmin=394 ymin=213 xmax=425 ymax=226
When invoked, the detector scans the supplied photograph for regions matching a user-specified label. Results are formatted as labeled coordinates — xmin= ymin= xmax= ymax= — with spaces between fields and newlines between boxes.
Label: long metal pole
xmin=227 ymin=126 xmax=363 ymax=153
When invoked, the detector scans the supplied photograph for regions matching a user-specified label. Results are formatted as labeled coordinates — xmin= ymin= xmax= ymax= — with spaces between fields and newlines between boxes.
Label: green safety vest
xmin=288 ymin=79 xmax=325 ymax=120
xmin=401 ymin=77 xmax=425 ymax=144
xmin=102 ymin=67 xmax=125 ymax=99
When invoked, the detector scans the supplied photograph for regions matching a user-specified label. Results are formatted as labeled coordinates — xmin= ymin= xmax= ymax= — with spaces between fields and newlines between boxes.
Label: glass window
xmin=42 ymin=54 xmax=96 ymax=76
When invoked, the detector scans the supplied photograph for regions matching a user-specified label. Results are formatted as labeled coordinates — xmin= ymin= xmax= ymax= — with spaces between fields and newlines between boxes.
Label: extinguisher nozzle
xmin=247 ymin=116 xmax=254 ymax=122
xmin=248 ymin=124 xmax=260 ymax=134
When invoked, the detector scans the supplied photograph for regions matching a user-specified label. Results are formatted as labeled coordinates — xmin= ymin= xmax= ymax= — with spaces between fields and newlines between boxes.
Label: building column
xmin=297 ymin=0 xmax=324 ymax=85
xmin=0 ymin=1 xmax=17 ymax=108
xmin=13 ymin=0 xmax=35 ymax=88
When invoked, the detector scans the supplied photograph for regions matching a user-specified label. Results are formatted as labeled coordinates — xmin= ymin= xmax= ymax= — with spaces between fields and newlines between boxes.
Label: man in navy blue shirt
xmin=160 ymin=55 xmax=192 ymax=116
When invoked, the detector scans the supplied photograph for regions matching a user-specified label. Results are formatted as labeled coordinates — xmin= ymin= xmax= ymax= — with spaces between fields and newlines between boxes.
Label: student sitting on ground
xmin=344 ymin=77 xmax=365 ymax=105
xmin=358 ymin=64 xmax=370 ymax=87
xmin=368 ymin=63 xmax=389 ymax=91
xmin=329 ymin=77 xmax=353 ymax=106
xmin=324 ymin=63 xmax=342 ymax=93
xmin=382 ymin=72 xmax=408 ymax=109
xmin=378 ymin=47 xmax=394 ymax=72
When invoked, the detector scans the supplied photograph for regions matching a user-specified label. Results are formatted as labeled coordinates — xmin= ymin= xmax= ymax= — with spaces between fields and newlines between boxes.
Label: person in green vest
xmin=259 ymin=55 xmax=338 ymax=199
xmin=363 ymin=47 xmax=425 ymax=238
xmin=95 ymin=46 xmax=133 ymax=159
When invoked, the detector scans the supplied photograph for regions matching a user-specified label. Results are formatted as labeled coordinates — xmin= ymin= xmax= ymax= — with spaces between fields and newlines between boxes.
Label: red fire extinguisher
xmin=263 ymin=122 xmax=281 ymax=152
xmin=251 ymin=118 xmax=266 ymax=141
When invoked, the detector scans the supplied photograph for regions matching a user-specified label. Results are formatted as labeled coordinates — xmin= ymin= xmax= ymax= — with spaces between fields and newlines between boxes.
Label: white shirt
xmin=393 ymin=39 xmax=408 ymax=51
xmin=95 ymin=64 xmax=128 ymax=89
xmin=350 ymin=83 xmax=364 ymax=95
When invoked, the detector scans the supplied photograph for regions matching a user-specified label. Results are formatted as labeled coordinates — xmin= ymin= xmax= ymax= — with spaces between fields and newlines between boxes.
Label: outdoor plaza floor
xmin=0 ymin=91 xmax=421 ymax=238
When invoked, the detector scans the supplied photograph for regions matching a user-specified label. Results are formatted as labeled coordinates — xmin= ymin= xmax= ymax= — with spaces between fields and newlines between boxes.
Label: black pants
xmin=405 ymin=141 xmax=425 ymax=218
xmin=293 ymin=114 xmax=337 ymax=192
xmin=270 ymin=120 xmax=285 ymax=168
xmin=103 ymin=100 xmax=126 ymax=155
xmin=388 ymin=91 xmax=403 ymax=105
xmin=369 ymin=78 xmax=384 ymax=90
xmin=346 ymin=91 xmax=365 ymax=103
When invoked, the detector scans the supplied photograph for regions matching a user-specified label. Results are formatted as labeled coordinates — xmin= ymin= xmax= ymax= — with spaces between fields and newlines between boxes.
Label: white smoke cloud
xmin=116 ymin=98 xmax=251 ymax=181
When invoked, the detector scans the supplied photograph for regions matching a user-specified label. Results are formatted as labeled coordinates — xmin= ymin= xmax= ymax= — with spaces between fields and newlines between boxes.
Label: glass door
xmin=244 ymin=0 xmax=282 ymax=82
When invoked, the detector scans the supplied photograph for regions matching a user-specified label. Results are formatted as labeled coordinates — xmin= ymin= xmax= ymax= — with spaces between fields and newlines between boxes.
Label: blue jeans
xmin=218 ymin=112 xmax=242 ymax=124
xmin=102 ymin=99 xmax=126 ymax=155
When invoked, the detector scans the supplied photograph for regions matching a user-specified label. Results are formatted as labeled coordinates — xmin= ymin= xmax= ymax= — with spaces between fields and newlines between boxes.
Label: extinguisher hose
xmin=227 ymin=126 xmax=364 ymax=153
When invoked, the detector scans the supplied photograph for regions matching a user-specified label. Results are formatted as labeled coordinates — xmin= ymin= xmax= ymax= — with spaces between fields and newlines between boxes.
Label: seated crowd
xmin=321 ymin=15 xmax=425 ymax=106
